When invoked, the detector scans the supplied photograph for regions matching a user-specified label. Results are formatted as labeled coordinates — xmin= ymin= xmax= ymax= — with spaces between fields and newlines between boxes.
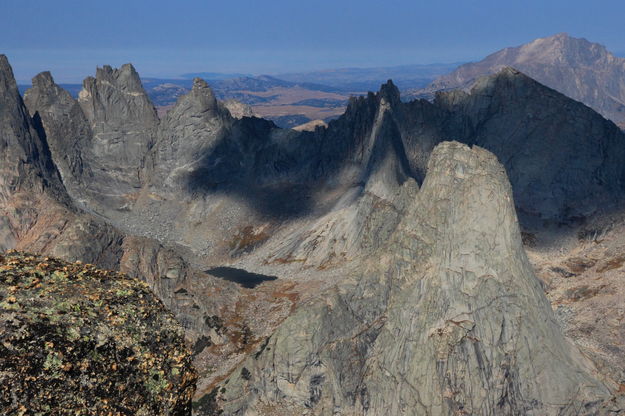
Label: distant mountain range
xmin=275 ymin=63 xmax=461 ymax=91
xmin=412 ymin=33 xmax=625 ymax=128
xmin=180 ymin=71 xmax=251 ymax=80
xmin=18 ymin=63 xmax=461 ymax=128
xmin=15 ymin=34 xmax=625 ymax=130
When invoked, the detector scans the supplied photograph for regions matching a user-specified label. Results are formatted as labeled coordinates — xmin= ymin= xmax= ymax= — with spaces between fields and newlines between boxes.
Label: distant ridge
xmin=180 ymin=71 xmax=251 ymax=80
xmin=413 ymin=33 xmax=625 ymax=127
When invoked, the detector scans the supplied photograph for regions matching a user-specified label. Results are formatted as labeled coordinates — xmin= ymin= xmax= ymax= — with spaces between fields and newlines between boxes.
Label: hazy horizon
xmin=3 ymin=0 xmax=625 ymax=83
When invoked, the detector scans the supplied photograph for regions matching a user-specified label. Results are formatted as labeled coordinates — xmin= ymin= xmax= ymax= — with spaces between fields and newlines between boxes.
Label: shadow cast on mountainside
xmin=183 ymin=117 xmax=322 ymax=219
xmin=182 ymin=92 xmax=410 ymax=219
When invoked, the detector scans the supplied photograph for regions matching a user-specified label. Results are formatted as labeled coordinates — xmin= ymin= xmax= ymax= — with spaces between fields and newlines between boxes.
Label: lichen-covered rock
xmin=0 ymin=251 xmax=197 ymax=415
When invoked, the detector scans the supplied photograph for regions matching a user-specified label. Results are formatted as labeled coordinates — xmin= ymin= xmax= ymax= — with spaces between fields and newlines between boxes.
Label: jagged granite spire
xmin=0 ymin=56 xmax=123 ymax=264
xmin=147 ymin=77 xmax=232 ymax=191
xmin=24 ymin=71 xmax=92 ymax=200
xmin=0 ymin=55 xmax=57 ymax=193
xmin=25 ymin=63 xmax=159 ymax=214
xmin=217 ymin=142 xmax=615 ymax=415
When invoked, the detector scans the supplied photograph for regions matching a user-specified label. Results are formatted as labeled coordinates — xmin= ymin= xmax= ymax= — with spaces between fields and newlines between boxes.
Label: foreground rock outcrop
xmin=216 ymin=142 xmax=616 ymax=415
xmin=0 ymin=251 xmax=197 ymax=415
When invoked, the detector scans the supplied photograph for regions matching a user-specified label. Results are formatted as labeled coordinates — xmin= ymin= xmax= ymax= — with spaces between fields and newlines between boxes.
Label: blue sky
xmin=2 ymin=0 xmax=624 ymax=82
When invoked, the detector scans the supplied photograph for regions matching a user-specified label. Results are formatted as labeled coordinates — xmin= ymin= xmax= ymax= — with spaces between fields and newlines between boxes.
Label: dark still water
xmin=205 ymin=267 xmax=278 ymax=289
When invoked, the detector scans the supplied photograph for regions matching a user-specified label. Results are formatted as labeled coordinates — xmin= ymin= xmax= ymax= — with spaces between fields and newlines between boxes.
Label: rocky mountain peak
xmin=518 ymin=33 xmax=610 ymax=65
xmin=31 ymin=71 xmax=55 ymax=90
xmin=25 ymin=72 xmax=75 ymax=112
xmin=218 ymin=141 xmax=614 ymax=415
xmin=418 ymin=33 xmax=625 ymax=126
xmin=0 ymin=54 xmax=18 ymax=96
xmin=166 ymin=77 xmax=226 ymax=121
xmin=432 ymin=67 xmax=625 ymax=221
xmin=192 ymin=77 xmax=210 ymax=90
xmin=93 ymin=62 xmax=144 ymax=92
xmin=378 ymin=79 xmax=401 ymax=104
xmin=79 ymin=62 xmax=157 ymax=126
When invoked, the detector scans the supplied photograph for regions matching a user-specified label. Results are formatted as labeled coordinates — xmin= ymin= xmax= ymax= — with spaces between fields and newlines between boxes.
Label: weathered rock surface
xmin=0 ymin=55 xmax=126 ymax=269
xmin=415 ymin=33 xmax=625 ymax=126
xmin=217 ymin=142 xmax=616 ymax=415
xmin=25 ymin=63 xmax=158 ymax=214
xmin=0 ymin=251 xmax=197 ymax=415
xmin=4 ymin=55 xmax=625 ymax=414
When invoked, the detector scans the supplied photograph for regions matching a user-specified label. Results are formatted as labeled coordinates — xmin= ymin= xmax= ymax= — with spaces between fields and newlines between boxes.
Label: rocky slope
xmin=0 ymin=251 xmax=196 ymax=415
xmin=414 ymin=33 xmax=625 ymax=126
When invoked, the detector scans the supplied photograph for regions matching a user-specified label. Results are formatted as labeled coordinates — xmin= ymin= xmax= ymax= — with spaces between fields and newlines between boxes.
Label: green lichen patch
xmin=0 ymin=251 xmax=197 ymax=415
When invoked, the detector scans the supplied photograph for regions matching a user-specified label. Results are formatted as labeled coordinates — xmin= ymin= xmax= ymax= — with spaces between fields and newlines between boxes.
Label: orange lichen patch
xmin=317 ymin=252 xmax=349 ymax=270
xmin=271 ymin=282 xmax=300 ymax=314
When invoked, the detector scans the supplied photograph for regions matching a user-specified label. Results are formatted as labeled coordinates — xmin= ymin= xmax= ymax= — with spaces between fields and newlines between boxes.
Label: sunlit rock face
xmin=217 ymin=142 xmax=614 ymax=415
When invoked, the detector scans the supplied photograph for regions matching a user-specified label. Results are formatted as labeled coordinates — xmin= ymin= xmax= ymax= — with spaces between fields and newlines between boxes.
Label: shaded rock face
xmin=435 ymin=68 xmax=625 ymax=221
xmin=0 ymin=251 xmax=196 ymax=415
xmin=418 ymin=33 xmax=625 ymax=126
xmin=217 ymin=142 xmax=613 ymax=415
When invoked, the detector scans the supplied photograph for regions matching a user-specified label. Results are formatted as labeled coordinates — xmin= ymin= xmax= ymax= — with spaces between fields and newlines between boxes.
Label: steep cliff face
xmin=417 ymin=33 xmax=625 ymax=126
xmin=25 ymin=63 xmax=159 ymax=214
xmin=217 ymin=142 xmax=615 ymax=415
xmin=0 ymin=55 xmax=124 ymax=269
xmin=23 ymin=71 xmax=93 ymax=203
